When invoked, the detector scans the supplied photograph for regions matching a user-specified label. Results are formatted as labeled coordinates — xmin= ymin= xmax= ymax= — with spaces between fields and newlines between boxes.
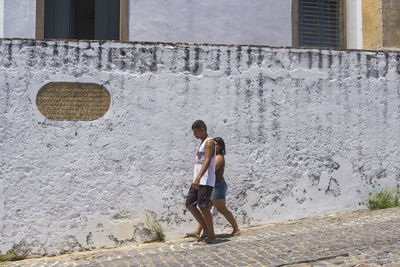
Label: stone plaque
xmin=36 ymin=82 xmax=111 ymax=121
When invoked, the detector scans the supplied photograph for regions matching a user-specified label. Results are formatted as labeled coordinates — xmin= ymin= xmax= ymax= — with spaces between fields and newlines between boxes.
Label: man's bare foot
xmin=199 ymin=237 xmax=217 ymax=245
xmin=197 ymin=234 xmax=208 ymax=242
xmin=185 ymin=232 xmax=200 ymax=238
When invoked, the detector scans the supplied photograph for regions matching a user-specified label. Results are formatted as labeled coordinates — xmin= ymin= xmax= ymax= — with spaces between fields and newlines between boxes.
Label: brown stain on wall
xmin=318 ymin=52 xmax=323 ymax=69
xmin=396 ymin=54 xmax=400 ymax=75
xmin=366 ymin=54 xmax=379 ymax=78
xmin=75 ymin=47 xmax=80 ymax=63
xmin=257 ymin=72 xmax=266 ymax=143
xmin=7 ymin=43 xmax=12 ymax=62
xmin=308 ymin=51 xmax=312 ymax=69
xmin=247 ymin=47 xmax=253 ymax=66
xmin=215 ymin=49 xmax=221 ymax=71
xmin=225 ymin=49 xmax=231 ymax=76
xmin=107 ymin=48 xmax=113 ymax=69
xmin=53 ymin=42 xmax=58 ymax=56
xmin=149 ymin=46 xmax=157 ymax=72
xmin=192 ymin=47 xmax=201 ymax=75
xmin=27 ymin=44 xmax=36 ymax=67
xmin=184 ymin=46 xmax=190 ymax=72
xmin=97 ymin=45 xmax=103 ymax=70
xmin=257 ymin=48 xmax=263 ymax=67
xmin=63 ymin=43 xmax=69 ymax=64
xmin=236 ymin=46 xmax=242 ymax=69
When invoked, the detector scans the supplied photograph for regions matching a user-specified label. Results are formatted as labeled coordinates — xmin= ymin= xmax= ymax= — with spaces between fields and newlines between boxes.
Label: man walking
xmin=185 ymin=120 xmax=216 ymax=244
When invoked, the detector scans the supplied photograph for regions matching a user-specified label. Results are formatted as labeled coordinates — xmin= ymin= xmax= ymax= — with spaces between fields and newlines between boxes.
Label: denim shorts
xmin=211 ymin=180 xmax=228 ymax=200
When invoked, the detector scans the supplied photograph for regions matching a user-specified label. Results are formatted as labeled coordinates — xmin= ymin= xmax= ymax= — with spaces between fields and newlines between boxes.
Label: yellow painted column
xmin=382 ymin=0 xmax=400 ymax=49
xmin=362 ymin=0 xmax=383 ymax=50
xmin=363 ymin=0 xmax=400 ymax=50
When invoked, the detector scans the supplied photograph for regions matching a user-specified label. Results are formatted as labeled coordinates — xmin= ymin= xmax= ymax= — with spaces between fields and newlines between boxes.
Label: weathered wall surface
xmin=0 ymin=0 xmax=4 ymax=38
xmin=129 ymin=0 xmax=292 ymax=46
xmin=1 ymin=39 xmax=400 ymax=257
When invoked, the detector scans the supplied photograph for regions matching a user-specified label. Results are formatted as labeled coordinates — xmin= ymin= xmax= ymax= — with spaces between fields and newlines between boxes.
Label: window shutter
xmin=298 ymin=0 xmax=345 ymax=49
xmin=44 ymin=0 xmax=120 ymax=41
xmin=95 ymin=0 xmax=120 ymax=41
xmin=44 ymin=0 xmax=72 ymax=39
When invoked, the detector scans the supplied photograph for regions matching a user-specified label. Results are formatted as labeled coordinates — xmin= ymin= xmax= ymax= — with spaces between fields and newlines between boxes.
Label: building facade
xmin=0 ymin=0 xmax=292 ymax=46
xmin=1 ymin=0 xmax=398 ymax=50
xmin=0 ymin=0 xmax=382 ymax=49
xmin=1 ymin=0 xmax=400 ymax=258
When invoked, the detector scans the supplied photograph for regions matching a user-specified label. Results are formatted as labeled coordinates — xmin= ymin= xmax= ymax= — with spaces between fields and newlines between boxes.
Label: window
xmin=293 ymin=0 xmax=346 ymax=49
xmin=36 ymin=0 xmax=129 ymax=41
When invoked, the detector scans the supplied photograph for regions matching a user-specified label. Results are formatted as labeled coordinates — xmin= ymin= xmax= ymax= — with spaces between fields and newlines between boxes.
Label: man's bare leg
xmin=200 ymin=207 xmax=216 ymax=242
xmin=186 ymin=205 xmax=208 ymax=236
xmin=189 ymin=202 xmax=213 ymax=237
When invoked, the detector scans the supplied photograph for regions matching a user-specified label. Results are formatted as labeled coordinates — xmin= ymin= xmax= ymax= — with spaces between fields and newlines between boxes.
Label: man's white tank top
xmin=193 ymin=137 xmax=216 ymax=187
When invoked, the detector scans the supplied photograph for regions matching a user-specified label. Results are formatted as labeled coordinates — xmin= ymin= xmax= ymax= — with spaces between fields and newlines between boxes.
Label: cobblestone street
xmin=6 ymin=207 xmax=400 ymax=267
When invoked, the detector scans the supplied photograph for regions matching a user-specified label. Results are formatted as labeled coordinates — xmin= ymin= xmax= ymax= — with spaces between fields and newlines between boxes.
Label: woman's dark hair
xmin=191 ymin=120 xmax=207 ymax=130
xmin=213 ymin=137 xmax=226 ymax=155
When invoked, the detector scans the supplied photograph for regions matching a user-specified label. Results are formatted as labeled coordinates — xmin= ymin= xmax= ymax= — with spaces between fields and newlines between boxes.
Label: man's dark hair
xmin=191 ymin=120 xmax=207 ymax=130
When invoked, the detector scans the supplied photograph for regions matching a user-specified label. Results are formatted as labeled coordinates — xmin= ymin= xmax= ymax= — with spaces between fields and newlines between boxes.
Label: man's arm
xmin=192 ymin=139 xmax=215 ymax=189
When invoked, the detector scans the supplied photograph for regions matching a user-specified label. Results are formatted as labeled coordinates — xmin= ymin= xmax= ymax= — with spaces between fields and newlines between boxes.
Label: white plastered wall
xmin=129 ymin=0 xmax=292 ymax=46
xmin=1 ymin=39 xmax=400 ymax=257
xmin=0 ymin=0 xmax=4 ymax=38
xmin=1 ymin=0 xmax=292 ymax=46
xmin=3 ymin=0 xmax=36 ymax=38
xmin=346 ymin=0 xmax=363 ymax=49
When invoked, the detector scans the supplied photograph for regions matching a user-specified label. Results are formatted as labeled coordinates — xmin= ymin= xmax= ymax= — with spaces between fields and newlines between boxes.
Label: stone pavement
xmin=5 ymin=207 xmax=400 ymax=267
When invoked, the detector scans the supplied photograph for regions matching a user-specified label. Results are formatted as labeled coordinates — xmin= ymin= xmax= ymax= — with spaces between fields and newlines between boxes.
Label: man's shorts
xmin=185 ymin=184 xmax=213 ymax=208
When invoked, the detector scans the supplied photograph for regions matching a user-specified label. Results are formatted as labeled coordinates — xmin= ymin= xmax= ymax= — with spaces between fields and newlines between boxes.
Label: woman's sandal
xmin=185 ymin=232 xmax=200 ymax=238
xmin=230 ymin=229 xmax=241 ymax=236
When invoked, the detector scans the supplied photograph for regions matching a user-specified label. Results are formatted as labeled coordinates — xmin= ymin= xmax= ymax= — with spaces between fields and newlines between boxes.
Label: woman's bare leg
xmin=212 ymin=199 xmax=240 ymax=234
xmin=193 ymin=224 xmax=202 ymax=236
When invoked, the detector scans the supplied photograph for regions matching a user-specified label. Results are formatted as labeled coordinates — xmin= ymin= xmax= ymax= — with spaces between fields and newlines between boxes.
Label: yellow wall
xmin=362 ymin=0 xmax=383 ymax=49
xmin=382 ymin=0 xmax=400 ymax=49
xmin=363 ymin=0 xmax=400 ymax=50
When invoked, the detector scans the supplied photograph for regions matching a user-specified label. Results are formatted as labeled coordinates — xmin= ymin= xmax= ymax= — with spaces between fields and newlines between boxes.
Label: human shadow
xmin=184 ymin=232 xmax=238 ymax=245
xmin=215 ymin=233 xmax=234 ymax=239
xmin=192 ymin=238 xmax=231 ymax=245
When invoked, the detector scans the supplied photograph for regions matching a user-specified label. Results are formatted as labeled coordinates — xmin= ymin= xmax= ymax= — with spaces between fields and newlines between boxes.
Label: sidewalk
xmin=5 ymin=207 xmax=400 ymax=267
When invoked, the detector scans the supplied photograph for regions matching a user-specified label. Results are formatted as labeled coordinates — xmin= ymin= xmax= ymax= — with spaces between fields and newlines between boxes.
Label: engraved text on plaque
xmin=36 ymin=82 xmax=111 ymax=121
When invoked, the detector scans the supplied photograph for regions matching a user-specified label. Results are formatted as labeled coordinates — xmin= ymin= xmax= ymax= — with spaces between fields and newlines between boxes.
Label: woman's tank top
xmin=193 ymin=137 xmax=216 ymax=187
